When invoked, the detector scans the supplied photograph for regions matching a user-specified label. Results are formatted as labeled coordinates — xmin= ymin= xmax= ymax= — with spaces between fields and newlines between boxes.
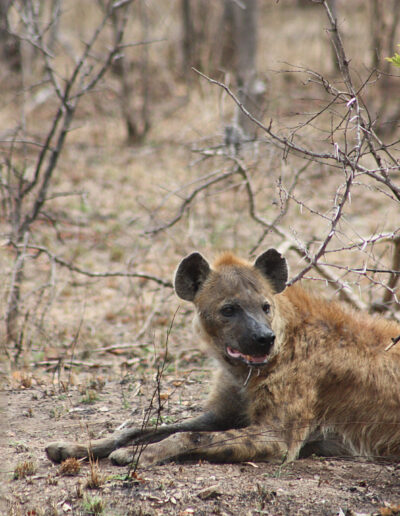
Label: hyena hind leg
xmin=137 ymin=426 xmax=289 ymax=466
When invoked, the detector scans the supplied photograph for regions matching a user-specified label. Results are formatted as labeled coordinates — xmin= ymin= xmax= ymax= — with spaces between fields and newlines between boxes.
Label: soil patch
xmin=3 ymin=366 xmax=400 ymax=515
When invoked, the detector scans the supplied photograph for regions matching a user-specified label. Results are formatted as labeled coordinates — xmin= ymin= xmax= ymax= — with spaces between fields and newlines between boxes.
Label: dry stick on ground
xmin=97 ymin=295 xmax=169 ymax=354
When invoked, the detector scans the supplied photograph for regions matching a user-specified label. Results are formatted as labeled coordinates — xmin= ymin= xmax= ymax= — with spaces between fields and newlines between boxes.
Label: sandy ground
xmin=3 ymin=364 xmax=400 ymax=516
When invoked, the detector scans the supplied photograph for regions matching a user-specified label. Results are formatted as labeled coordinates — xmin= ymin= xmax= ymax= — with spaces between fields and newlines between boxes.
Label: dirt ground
xmin=3 ymin=361 xmax=400 ymax=516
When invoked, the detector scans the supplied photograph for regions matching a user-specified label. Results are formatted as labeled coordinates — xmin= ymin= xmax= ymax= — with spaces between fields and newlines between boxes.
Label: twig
xmin=287 ymin=168 xmax=354 ymax=285
xmin=381 ymin=236 xmax=400 ymax=309
xmin=227 ymin=156 xmax=364 ymax=307
xmin=67 ymin=310 xmax=85 ymax=390
xmin=146 ymin=169 xmax=237 ymax=235
xmin=128 ymin=309 xmax=178 ymax=475
xmin=385 ymin=335 xmax=400 ymax=352
xmin=97 ymin=296 xmax=167 ymax=354
xmin=8 ymin=242 xmax=173 ymax=288
xmin=277 ymin=239 xmax=367 ymax=311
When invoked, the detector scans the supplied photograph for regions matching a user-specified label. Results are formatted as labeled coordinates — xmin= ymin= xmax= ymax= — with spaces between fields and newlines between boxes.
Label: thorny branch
xmin=143 ymin=146 xmax=397 ymax=313
xmin=192 ymin=66 xmax=400 ymax=201
xmin=185 ymin=2 xmax=399 ymax=312
xmin=143 ymin=5 xmax=400 ymax=314
xmin=287 ymin=167 xmax=355 ymax=285
xmin=379 ymin=236 xmax=400 ymax=310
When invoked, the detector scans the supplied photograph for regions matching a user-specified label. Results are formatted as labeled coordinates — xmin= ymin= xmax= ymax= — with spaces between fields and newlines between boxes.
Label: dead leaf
xmin=130 ymin=471 xmax=146 ymax=484
xmin=379 ymin=505 xmax=400 ymax=516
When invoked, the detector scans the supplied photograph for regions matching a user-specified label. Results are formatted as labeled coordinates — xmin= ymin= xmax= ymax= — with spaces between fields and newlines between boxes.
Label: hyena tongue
xmin=226 ymin=346 xmax=268 ymax=365
xmin=246 ymin=354 xmax=268 ymax=364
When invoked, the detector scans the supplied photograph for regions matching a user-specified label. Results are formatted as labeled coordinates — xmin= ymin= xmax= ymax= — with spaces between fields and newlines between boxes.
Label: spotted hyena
xmin=46 ymin=249 xmax=400 ymax=466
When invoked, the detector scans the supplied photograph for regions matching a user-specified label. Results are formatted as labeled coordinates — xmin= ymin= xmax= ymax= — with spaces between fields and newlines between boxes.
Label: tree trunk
xmin=181 ymin=0 xmax=195 ymax=78
xmin=228 ymin=0 xmax=265 ymax=138
xmin=0 ymin=0 xmax=21 ymax=71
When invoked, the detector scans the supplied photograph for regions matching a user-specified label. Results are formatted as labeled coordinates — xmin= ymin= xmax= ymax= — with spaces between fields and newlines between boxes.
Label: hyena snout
xmin=251 ymin=326 xmax=275 ymax=353
xmin=253 ymin=327 xmax=275 ymax=349
xmin=228 ymin=321 xmax=275 ymax=366
xmin=245 ymin=318 xmax=275 ymax=355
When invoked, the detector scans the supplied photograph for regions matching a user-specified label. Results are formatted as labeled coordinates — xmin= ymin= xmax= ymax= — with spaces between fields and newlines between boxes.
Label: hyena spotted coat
xmin=46 ymin=249 xmax=400 ymax=466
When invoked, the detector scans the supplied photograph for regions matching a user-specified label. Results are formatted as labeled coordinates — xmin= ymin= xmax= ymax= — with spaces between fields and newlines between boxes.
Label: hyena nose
xmin=254 ymin=329 xmax=275 ymax=350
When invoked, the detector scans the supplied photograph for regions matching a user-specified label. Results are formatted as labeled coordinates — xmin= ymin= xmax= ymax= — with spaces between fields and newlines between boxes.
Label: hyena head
xmin=174 ymin=249 xmax=288 ymax=368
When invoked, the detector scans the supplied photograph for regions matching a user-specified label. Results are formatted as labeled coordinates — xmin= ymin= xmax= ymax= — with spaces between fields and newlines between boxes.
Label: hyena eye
xmin=220 ymin=304 xmax=236 ymax=317
xmin=262 ymin=302 xmax=271 ymax=314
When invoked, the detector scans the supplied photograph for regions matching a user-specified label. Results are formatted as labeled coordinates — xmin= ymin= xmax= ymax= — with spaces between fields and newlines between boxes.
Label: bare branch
xmin=288 ymin=168 xmax=354 ymax=285
xmin=376 ymin=236 xmax=400 ymax=311
xmin=7 ymin=242 xmax=173 ymax=289
xmin=146 ymin=169 xmax=237 ymax=235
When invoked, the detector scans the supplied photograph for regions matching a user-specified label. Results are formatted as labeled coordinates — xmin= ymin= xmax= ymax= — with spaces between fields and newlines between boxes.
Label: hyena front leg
xmin=46 ymin=412 xmax=239 ymax=463
xmin=132 ymin=426 xmax=289 ymax=466
xmin=46 ymin=425 xmax=148 ymax=463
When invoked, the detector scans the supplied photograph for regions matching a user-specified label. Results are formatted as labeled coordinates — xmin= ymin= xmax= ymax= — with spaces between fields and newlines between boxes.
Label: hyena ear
xmin=174 ymin=252 xmax=211 ymax=301
xmin=254 ymin=249 xmax=288 ymax=293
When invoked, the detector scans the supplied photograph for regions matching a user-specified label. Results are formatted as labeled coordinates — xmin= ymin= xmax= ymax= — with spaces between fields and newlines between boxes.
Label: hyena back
xmin=46 ymin=249 xmax=400 ymax=466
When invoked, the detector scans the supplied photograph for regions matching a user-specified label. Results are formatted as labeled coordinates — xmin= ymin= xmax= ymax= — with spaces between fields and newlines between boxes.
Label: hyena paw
xmin=137 ymin=443 xmax=164 ymax=466
xmin=109 ymin=448 xmax=134 ymax=466
xmin=138 ymin=434 xmax=190 ymax=466
xmin=109 ymin=444 xmax=164 ymax=467
xmin=45 ymin=441 xmax=87 ymax=463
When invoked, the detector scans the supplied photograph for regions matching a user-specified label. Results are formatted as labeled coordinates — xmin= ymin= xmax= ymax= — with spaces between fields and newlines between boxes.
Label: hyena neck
xmin=278 ymin=283 xmax=400 ymax=353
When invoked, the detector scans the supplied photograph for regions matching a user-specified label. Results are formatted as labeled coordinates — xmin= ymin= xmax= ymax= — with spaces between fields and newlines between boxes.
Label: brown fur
xmin=46 ymin=249 xmax=400 ymax=466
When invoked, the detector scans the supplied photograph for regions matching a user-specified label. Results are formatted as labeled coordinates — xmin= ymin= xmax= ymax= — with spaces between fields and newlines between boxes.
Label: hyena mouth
xmin=226 ymin=346 xmax=269 ymax=366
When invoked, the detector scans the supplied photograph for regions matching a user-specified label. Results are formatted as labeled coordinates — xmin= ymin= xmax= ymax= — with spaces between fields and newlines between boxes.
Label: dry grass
xmin=85 ymin=457 xmax=107 ymax=490
xmin=58 ymin=457 xmax=81 ymax=477
xmin=13 ymin=461 xmax=36 ymax=480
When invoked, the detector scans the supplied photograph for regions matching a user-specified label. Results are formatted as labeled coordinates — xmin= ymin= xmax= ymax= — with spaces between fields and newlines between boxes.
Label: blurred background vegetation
xmin=0 ymin=0 xmax=399 ymax=372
